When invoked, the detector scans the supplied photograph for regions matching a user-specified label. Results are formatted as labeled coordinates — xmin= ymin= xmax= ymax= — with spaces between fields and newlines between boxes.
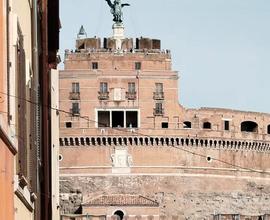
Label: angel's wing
xmin=105 ymin=0 xmax=114 ymax=8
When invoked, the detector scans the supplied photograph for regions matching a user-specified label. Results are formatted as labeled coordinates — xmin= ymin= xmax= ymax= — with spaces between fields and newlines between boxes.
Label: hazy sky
xmin=60 ymin=0 xmax=270 ymax=113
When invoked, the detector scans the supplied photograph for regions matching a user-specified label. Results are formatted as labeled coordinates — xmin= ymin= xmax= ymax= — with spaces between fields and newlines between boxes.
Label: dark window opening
xmin=135 ymin=62 xmax=141 ymax=70
xmin=71 ymin=103 xmax=80 ymax=115
xmin=162 ymin=122 xmax=168 ymax=128
xmin=267 ymin=125 xmax=270 ymax=134
xmin=98 ymin=111 xmax=110 ymax=127
xmin=241 ymin=121 xmax=258 ymax=133
xmin=126 ymin=111 xmax=138 ymax=128
xmin=114 ymin=210 xmax=124 ymax=220
xmin=92 ymin=62 xmax=98 ymax=69
xmin=203 ymin=122 xmax=211 ymax=129
xmin=183 ymin=121 xmax=192 ymax=129
xmin=65 ymin=122 xmax=72 ymax=128
xmin=112 ymin=111 xmax=124 ymax=128
xmin=224 ymin=120 xmax=230 ymax=131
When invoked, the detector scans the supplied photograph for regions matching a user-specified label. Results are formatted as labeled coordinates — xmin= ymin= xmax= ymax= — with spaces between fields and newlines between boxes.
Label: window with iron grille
xmin=154 ymin=102 xmax=164 ymax=115
xmin=135 ymin=62 xmax=141 ymax=70
xmin=72 ymin=82 xmax=80 ymax=93
xmin=92 ymin=62 xmax=98 ymax=69
xmin=71 ymin=103 xmax=80 ymax=115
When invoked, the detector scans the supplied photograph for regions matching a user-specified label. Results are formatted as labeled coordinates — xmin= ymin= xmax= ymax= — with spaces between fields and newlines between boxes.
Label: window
xmin=224 ymin=120 xmax=230 ymax=131
xmin=128 ymin=82 xmax=136 ymax=93
xmin=203 ymin=122 xmax=211 ymax=129
xmin=71 ymin=103 xmax=80 ymax=115
xmin=241 ymin=121 xmax=258 ymax=133
xmin=154 ymin=83 xmax=164 ymax=100
xmin=268 ymin=125 xmax=270 ymax=134
xmin=126 ymin=111 xmax=138 ymax=128
xmin=65 ymin=122 xmax=72 ymax=128
xmin=112 ymin=111 xmax=124 ymax=128
xmin=72 ymin=82 xmax=80 ymax=93
xmin=162 ymin=122 xmax=168 ymax=128
xmin=100 ymin=82 xmax=108 ymax=93
xmin=114 ymin=210 xmax=124 ymax=220
xmin=92 ymin=62 xmax=98 ymax=69
xmin=155 ymin=83 xmax=163 ymax=93
xmin=183 ymin=121 xmax=192 ymax=129
xmin=154 ymin=103 xmax=164 ymax=115
xmin=135 ymin=62 xmax=141 ymax=70
xmin=98 ymin=111 xmax=110 ymax=127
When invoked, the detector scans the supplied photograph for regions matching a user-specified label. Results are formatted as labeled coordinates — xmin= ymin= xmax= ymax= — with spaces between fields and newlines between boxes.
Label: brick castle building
xmin=59 ymin=13 xmax=270 ymax=220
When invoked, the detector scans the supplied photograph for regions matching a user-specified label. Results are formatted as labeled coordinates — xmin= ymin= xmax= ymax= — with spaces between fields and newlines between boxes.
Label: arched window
xmin=203 ymin=122 xmax=211 ymax=129
xmin=241 ymin=121 xmax=258 ymax=133
xmin=267 ymin=125 xmax=270 ymax=134
xmin=183 ymin=121 xmax=192 ymax=129
xmin=114 ymin=210 xmax=124 ymax=220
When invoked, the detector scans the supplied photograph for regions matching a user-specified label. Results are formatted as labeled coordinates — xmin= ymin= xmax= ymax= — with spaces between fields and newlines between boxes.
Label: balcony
xmin=126 ymin=92 xmax=137 ymax=100
xmin=153 ymin=108 xmax=164 ymax=116
xmin=98 ymin=91 xmax=109 ymax=100
xmin=69 ymin=92 xmax=80 ymax=100
xmin=153 ymin=92 xmax=164 ymax=100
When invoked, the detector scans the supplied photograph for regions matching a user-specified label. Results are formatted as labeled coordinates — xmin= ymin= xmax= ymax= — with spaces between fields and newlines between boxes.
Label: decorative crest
xmin=105 ymin=0 xmax=130 ymax=23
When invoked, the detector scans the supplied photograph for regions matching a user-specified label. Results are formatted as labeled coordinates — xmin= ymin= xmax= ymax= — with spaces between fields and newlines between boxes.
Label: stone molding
xmin=59 ymin=136 xmax=270 ymax=153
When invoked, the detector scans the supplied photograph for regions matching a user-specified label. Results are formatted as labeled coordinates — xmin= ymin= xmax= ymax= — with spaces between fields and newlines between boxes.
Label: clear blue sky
xmin=60 ymin=0 xmax=270 ymax=113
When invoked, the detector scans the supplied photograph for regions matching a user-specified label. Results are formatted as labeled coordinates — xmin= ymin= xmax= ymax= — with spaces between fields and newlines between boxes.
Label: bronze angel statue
xmin=105 ymin=0 xmax=130 ymax=23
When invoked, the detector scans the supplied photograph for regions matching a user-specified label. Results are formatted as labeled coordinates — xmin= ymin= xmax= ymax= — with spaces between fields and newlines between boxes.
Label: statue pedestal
xmin=112 ymin=23 xmax=125 ymax=50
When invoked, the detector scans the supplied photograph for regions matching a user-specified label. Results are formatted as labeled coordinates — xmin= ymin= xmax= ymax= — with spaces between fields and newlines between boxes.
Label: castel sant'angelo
xmin=59 ymin=1 xmax=270 ymax=220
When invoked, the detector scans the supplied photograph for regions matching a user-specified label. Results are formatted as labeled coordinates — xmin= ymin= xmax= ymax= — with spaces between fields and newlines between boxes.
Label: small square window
xmin=66 ymin=122 xmax=72 ymax=128
xmin=135 ymin=62 xmax=141 ymax=70
xmin=92 ymin=62 xmax=98 ymax=69
xmin=162 ymin=122 xmax=168 ymax=128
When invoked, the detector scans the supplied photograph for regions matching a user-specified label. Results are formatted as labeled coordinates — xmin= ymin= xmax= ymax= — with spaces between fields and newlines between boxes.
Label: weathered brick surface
xmin=60 ymin=176 xmax=270 ymax=219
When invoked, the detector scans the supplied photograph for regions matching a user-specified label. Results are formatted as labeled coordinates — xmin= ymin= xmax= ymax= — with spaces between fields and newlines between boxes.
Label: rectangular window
xmin=135 ymin=62 xmax=141 ymax=70
xmin=155 ymin=83 xmax=163 ymax=93
xmin=72 ymin=82 xmax=80 ymax=93
xmin=126 ymin=111 xmax=138 ymax=128
xmin=71 ymin=103 xmax=80 ymax=115
xmin=154 ymin=103 xmax=164 ymax=115
xmin=92 ymin=62 xmax=98 ymax=69
xmin=100 ymin=82 xmax=108 ymax=93
xmin=98 ymin=111 xmax=110 ymax=127
xmin=112 ymin=111 xmax=124 ymax=128
xmin=65 ymin=122 xmax=72 ymax=128
xmin=162 ymin=122 xmax=168 ymax=128
xmin=224 ymin=120 xmax=230 ymax=131
xmin=128 ymin=82 xmax=136 ymax=93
